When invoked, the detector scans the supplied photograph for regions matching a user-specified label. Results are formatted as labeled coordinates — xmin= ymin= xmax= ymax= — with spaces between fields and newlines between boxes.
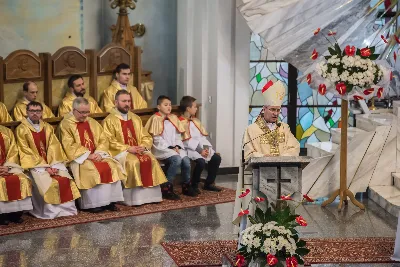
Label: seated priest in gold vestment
xmin=13 ymin=82 xmax=55 ymax=121
xmin=0 ymin=125 xmax=32 ymax=225
xmin=58 ymin=75 xmax=103 ymax=117
xmin=58 ymin=97 xmax=126 ymax=213
xmin=103 ymin=90 xmax=167 ymax=206
xmin=243 ymin=80 xmax=300 ymax=160
xmin=102 ymin=63 xmax=147 ymax=112
xmin=16 ymin=102 xmax=80 ymax=219
xmin=0 ymin=102 xmax=13 ymax=123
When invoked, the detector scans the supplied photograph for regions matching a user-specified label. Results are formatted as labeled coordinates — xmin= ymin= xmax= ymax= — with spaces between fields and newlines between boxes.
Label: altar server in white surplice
xmin=178 ymin=96 xmax=222 ymax=193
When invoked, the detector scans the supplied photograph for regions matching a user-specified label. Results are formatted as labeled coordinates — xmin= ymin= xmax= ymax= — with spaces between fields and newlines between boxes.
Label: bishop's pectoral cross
xmin=256 ymin=117 xmax=285 ymax=156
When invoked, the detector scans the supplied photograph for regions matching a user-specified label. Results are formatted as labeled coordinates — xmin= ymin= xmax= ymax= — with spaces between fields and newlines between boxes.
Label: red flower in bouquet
xmin=353 ymin=95 xmax=364 ymax=101
xmin=360 ymin=47 xmax=371 ymax=57
xmin=238 ymin=189 xmax=250 ymax=198
xmin=313 ymin=28 xmax=320 ymax=35
xmin=267 ymin=254 xmax=278 ymax=266
xmin=345 ymin=45 xmax=355 ymax=56
xmin=235 ymin=254 xmax=245 ymax=267
xmin=363 ymin=88 xmax=374 ymax=95
xmin=286 ymin=256 xmax=298 ymax=267
xmin=280 ymin=195 xmax=293 ymax=201
xmin=254 ymin=197 xmax=265 ymax=202
xmin=381 ymin=35 xmax=388 ymax=44
xmin=335 ymin=82 xmax=346 ymax=95
xmin=318 ymin=84 xmax=326 ymax=95
xmin=296 ymin=216 xmax=307 ymax=226
xmin=377 ymin=87 xmax=384 ymax=98
xmin=238 ymin=209 xmax=249 ymax=217
xmin=307 ymin=74 xmax=312 ymax=85
xmin=328 ymin=30 xmax=337 ymax=36
xmin=303 ymin=194 xmax=314 ymax=202
xmin=311 ymin=49 xmax=318 ymax=60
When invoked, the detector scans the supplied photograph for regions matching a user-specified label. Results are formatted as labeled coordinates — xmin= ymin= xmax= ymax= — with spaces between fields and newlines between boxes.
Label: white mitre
xmin=262 ymin=80 xmax=286 ymax=106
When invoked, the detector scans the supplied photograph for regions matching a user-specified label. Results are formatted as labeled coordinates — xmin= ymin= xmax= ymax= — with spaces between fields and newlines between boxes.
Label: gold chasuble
xmin=102 ymin=80 xmax=147 ymax=112
xmin=103 ymin=108 xmax=167 ymax=188
xmin=0 ymin=126 xmax=31 ymax=202
xmin=243 ymin=116 xmax=300 ymax=161
xmin=0 ymin=102 xmax=13 ymax=123
xmin=58 ymin=92 xmax=103 ymax=117
xmin=15 ymin=119 xmax=80 ymax=204
xmin=58 ymin=114 xmax=126 ymax=190
xmin=178 ymin=116 xmax=209 ymax=141
xmin=13 ymin=99 xmax=55 ymax=121
xmin=145 ymin=112 xmax=185 ymax=136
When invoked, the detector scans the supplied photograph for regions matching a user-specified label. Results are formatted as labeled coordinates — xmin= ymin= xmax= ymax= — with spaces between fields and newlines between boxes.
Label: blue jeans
xmin=164 ymin=155 xmax=191 ymax=184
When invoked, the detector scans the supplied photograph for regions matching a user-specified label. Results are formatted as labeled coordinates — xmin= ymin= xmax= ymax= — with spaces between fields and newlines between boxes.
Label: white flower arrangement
xmin=241 ymin=222 xmax=298 ymax=257
xmin=315 ymin=55 xmax=383 ymax=89
xmin=309 ymin=29 xmax=392 ymax=100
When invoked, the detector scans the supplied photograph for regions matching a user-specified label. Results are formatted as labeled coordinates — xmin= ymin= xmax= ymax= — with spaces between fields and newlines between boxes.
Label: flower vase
xmin=248 ymin=257 xmax=266 ymax=267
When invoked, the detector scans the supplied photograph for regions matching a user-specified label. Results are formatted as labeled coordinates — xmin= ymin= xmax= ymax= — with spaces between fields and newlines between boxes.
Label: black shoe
xmin=182 ymin=183 xmax=198 ymax=197
xmin=162 ymin=191 xmax=181 ymax=200
xmin=0 ymin=218 xmax=9 ymax=225
xmin=8 ymin=211 xmax=24 ymax=224
xmin=204 ymin=184 xmax=222 ymax=192
xmin=86 ymin=207 xmax=104 ymax=213
xmin=105 ymin=203 xmax=119 ymax=211
xmin=193 ymin=187 xmax=201 ymax=195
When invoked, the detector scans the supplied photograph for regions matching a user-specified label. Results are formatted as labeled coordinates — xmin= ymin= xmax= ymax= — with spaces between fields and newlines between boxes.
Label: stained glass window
xmin=249 ymin=33 xmax=348 ymax=148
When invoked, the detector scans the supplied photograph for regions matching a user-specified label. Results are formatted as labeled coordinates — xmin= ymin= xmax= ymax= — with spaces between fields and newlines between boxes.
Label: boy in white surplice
xmin=179 ymin=96 xmax=221 ymax=193
xmin=145 ymin=95 xmax=197 ymax=200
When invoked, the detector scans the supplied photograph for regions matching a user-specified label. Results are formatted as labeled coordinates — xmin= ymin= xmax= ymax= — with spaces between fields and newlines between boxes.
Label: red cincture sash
xmin=129 ymin=92 xmax=134 ymax=109
xmin=31 ymin=130 xmax=48 ymax=162
xmin=0 ymin=132 xmax=7 ymax=166
xmin=52 ymin=175 xmax=74 ymax=203
xmin=4 ymin=175 xmax=22 ymax=201
xmin=76 ymin=121 xmax=113 ymax=184
xmin=31 ymin=129 xmax=74 ymax=201
xmin=120 ymin=119 xmax=153 ymax=187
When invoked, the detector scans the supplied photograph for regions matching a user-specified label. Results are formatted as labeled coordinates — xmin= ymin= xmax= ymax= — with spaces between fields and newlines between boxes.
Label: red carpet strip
xmin=161 ymin=237 xmax=396 ymax=266
xmin=0 ymin=187 xmax=235 ymax=237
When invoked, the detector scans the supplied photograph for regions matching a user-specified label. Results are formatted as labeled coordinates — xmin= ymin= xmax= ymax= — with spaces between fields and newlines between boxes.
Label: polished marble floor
xmin=0 ymin=175 xmax=400 ymax=267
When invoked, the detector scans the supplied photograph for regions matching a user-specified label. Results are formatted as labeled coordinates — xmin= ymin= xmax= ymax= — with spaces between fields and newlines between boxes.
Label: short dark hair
xmin=23 ymin=81 xmax=35 ymax=92
xmin=115 ymin=90 xmax=131 ymax=100
xmin=115 ymin=63 xmax=130 ymax=74
xmin=27 ymin=101 xmax=43 ymax=111
xmin=179 ymin=96 xmax=196 ymax=113
xmin=157 ymin=95 xmax=171 ymax=105
xmin=67 ymin=75 xmax=83 ymax=89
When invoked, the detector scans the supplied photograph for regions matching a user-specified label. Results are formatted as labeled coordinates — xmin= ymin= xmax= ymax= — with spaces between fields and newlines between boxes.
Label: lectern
xmin=238 ymin=156 xmax=312 ymax=248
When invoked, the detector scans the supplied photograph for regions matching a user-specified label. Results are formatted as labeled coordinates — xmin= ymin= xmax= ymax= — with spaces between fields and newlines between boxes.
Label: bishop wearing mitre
xmin=103 ymin=90 xmax=167 ymax=206
xmin=0 ymin=125 xmax=32 ymax=225
xmin=102 ymin=63 xmax=147 ymax=112
xmin=16 ymin=101 xmax=80 ymax=219
xmin=243 ymin=80 xmax=300 ymax=159
xmin=58 ymin=97 xmax=126 ymax=213
xmin=233 ymin=80 xmax=300 ymax=227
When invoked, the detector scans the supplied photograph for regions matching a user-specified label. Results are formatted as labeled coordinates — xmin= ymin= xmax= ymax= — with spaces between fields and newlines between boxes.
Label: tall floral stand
xmin=321 ymin=100 xmax=365 ymax=211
